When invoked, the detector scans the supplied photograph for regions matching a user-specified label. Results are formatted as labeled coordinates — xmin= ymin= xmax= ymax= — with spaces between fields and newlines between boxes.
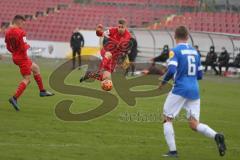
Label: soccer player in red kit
xmin=80 ymin=19 xmax=132 ymax=83
xmin=5 ymin=15 xmax=54 ymax=111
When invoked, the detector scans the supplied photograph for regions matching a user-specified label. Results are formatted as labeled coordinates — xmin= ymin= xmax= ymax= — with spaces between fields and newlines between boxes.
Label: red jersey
xmin=98 ymin=27 xmax=132 ymax=56
xmin=5 ymin=27 xmax=30 ymax=61
xmin=105 ymin=27 xmax=131 ymax=43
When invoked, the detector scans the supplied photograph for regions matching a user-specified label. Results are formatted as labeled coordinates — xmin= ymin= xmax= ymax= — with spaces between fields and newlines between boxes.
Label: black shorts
xmin=72 ymin=48 xmax=81 ymax=56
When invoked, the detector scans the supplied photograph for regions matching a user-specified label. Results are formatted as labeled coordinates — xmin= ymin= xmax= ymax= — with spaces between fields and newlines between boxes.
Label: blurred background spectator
xmin=70 ymin=28 xmax=84 ymax=69
xmin=152 ymin=45 xmax=169 ymax=63
xmin=204 ymin=46 xmax=219 ymax=75
xmin=218 ymin=47 xmax=230 ymax=75
xmin=125 ymin=37 xmax=138 ymax=76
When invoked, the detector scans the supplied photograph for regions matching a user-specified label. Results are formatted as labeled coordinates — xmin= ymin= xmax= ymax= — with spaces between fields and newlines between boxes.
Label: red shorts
xmin=13 ymin=58 xmax=32 ymax=76
xmin=104 ymin=59 xmax=117 ymax=73
xmin=100 ymin=49 xmax=119 ymax=73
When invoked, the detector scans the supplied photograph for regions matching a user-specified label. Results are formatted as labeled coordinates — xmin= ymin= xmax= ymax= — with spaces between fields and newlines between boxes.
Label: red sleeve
xmin=108 ymin=27 xmax=117 ymax=37
xmin=96 ymin=27 xmax=116 ymax=37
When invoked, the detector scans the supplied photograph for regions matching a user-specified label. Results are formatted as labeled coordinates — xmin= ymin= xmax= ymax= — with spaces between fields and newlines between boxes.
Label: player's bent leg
xmin=15 ymin=75 xmax=31 ymax=97
xmin=196 ymin=121 xmax=226 ymax=156
xmin=31 ymin=62 xmax=54 ymax=97
xmin=99 ymin=51 xmax=112 ymax=71
xmin=9 ymin=75 xmax=31 ymax=111
xmin=215 ymin=133 xmax=227 ymax=156
xmin=185 ymin=99 xmax=216 ymax=138
xmin=80 ymin=52 xmax=113 ymax=83
xmin=31 ymin=62 xmax=43 ymax=91
xmin=185 ymin=99 xmax=226 ymax=156
xmin=188 ymin=116 xmax=199 ymax=131
xmin=80 ymin=70 xmax=103 ymax=82
xmin=31 ymin=62 xmax=40 ymax=75
xmin=102 ymin=70 xmax=111 ymax=80
xmin=80 ymin=70 xmax=111 ymax=83
xmin=188 ymin=117 xmax=226 ymax=156
xmin=162 ymin=93 xmax=186 ymax=157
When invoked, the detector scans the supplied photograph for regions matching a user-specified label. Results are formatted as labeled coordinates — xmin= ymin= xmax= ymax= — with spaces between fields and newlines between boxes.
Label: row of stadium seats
xmin=1 ymin=0 xmax=239 ymax=42
xmin=95 ymin=0 xmax=148 ymax=5
xmin=0 ymin=0 xmax=70 ymax=23
xmin=19 ymin=3 xmax=176 ymax=41
xmin=95 ymin=0 xmax=199 ymax=7
xmin=151 ymin=12 xmax=240 ymax=34
xmin=149 ymin=0 xmax=198 ymax=7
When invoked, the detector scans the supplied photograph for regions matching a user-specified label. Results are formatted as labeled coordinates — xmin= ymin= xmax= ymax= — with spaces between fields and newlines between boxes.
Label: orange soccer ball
xmin=101 ymin=79 xmax=113 ymax=91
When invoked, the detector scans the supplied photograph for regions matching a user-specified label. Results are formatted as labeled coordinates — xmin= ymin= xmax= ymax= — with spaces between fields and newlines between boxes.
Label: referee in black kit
xmin=70 ymin=29 xmax=85 ymax=69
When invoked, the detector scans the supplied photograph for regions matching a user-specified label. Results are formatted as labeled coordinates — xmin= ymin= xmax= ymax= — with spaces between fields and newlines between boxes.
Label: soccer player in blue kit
xmin=159 ymin=26 xmax=226 ymax=157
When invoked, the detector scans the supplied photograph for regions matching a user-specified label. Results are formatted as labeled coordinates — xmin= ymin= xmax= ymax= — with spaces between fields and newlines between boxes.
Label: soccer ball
xmin=101 ymin=79 xmax=113 ymax=91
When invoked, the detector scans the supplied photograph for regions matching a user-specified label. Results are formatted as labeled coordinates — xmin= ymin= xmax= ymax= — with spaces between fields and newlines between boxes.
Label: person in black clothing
xmin=204 ymin=46 xmax=219 ymax=75
xmin=152 ymin=45 xmax=169 ymax=63
xmin=102 ymin=36 xmax=108 ymax=46
xmin=70 ymin=29 xmax=84 ymax=69
xmin=218 ymin=47 xmax=230 ymax=75
xmin=125 ymin=37 xmax=138 ymax=76
xmin=229 ymin=52 xmax=240 ymax=75
xmin=141 ymin=62 xmax=167 ymax=77
xmin=233 ymin=52 xmax=240 ymax=68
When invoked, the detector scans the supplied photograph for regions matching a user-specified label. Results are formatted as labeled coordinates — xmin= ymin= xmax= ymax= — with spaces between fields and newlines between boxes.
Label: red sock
xmin=34 ymin=74 xmax=44 ymax=91
xmin=88 ymin=72 xmax=103 ymax=81
xmin=14 ymin=82 xmax=27 ymax=99
xmin=96 ymin=73 xmax=103 ymax=81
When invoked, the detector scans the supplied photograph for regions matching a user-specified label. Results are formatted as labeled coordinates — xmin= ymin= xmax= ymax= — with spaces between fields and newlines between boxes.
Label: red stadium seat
xmin=1 ymin=0 xmax=239 ymax=41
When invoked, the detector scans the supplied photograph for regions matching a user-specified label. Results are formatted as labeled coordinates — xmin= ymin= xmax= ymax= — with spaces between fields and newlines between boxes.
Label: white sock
xmin=196 ymin=123 xmax=217 ymax=139
xmin=163 ymin=122 xmax=176 ymax=151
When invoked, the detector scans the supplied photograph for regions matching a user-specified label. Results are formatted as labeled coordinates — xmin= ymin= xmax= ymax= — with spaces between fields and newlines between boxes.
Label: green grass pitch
xmin=0 ymin=58 xmax=240 ymax=160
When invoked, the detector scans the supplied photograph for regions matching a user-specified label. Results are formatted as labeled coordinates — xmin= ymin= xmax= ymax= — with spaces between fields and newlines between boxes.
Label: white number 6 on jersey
xmin=187 ymin=55 xmax=196 ymax=76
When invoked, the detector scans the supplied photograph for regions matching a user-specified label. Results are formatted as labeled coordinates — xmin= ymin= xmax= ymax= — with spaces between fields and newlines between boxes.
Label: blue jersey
xmin=163 ymin=43 xmax=203 ymax=100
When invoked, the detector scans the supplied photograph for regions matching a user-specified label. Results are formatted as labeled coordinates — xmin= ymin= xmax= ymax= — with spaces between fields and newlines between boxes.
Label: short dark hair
xmin=13 ymin=15 xmax=26 ymax=23
xmin=118 ymin=18 xmax=127 ymax=25
xmin=174 ymin=26 xmax=189 ymax=40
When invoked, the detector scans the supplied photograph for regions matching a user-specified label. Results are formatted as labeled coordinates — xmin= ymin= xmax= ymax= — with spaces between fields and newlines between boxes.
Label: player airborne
xmin=80 ymin=19 xmax=131 ymax=84
xmin=159 ymin=26 xmax=226 ymax=157
xmin=5 ymin=15 xmax=54 ymax=111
